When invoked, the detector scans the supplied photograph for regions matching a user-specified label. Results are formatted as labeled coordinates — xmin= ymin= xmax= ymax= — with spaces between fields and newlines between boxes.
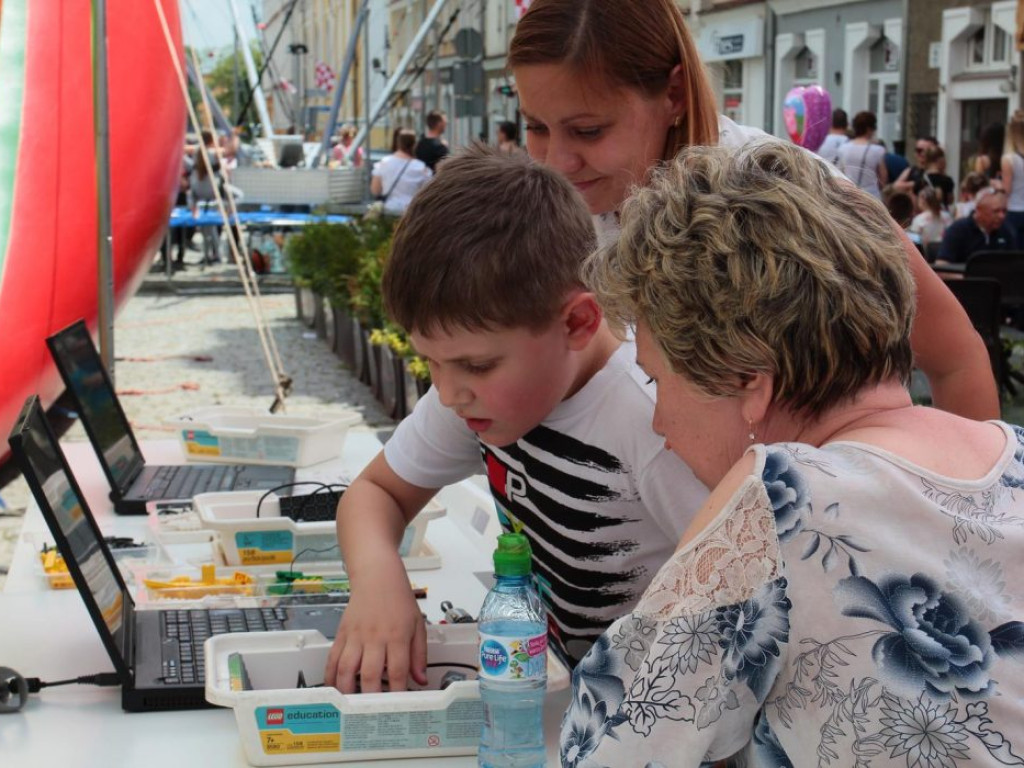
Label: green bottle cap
xmin=493 ymin=532 xmax=533 ymax=577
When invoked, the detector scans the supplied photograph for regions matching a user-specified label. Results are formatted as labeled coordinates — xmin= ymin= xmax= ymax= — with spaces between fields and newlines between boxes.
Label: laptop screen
xmin=9 ymin=397 xmax=130 ymax=657
xmin=47 ymin=321 xmax=141 ymax=492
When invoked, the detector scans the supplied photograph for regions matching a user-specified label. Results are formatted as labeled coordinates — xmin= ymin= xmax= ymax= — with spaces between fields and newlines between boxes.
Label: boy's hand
xmin=325 ymin=566 xmax=428 ymax=694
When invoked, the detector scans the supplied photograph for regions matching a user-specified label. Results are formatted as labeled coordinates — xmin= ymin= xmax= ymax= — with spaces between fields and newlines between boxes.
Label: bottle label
xmin=478 ymin=632 xmax=547 ymax=681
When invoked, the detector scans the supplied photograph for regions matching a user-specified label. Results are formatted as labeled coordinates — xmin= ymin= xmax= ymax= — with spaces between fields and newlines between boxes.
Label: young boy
xmin=324 ymin=144 xmax=707 ymax=694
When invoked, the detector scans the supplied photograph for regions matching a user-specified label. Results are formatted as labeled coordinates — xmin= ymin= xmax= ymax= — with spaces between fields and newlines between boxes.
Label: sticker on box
xmin=236 ymin=530 xmax=294 ymax=565
xmin=256 ymin=705 xmax=341 ymax=754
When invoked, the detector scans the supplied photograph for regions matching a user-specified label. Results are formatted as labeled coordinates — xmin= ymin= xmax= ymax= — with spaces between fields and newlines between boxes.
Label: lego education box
xmin=205 ymin=624 xmax=569 ymax=765
xmin=192 ymin=490 xmax=445 ymax=569
xmin=167 ymin=407 xmax=361 ymax=468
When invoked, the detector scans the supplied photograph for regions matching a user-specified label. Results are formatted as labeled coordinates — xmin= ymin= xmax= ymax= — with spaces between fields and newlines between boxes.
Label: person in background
xmin=938 ymin=186 xmax=1016 ymax=264
xmin=974 ymin=121 xmax=1005 ymax=183
xmin=414 ymin=109 xmax=449 ymax=172
xmin=1000 ymin=109 xmax=1024 ymax=245
xmin=370 ymin=128 xmax=432 ymax=217
xmin=564 ymin=139 xmax=1024 ymax=768
xmin=837 ymin=111 xmax=887 ymax=198
xmin=331 ymin=123 xmax=363 ymax=167
xmin=910 ymin=186 xmax=952 ymax=249
xmin=884 ymin=189 xmax=918 ymax=245
xmin=914 ymin=145 xmax=955 ymax=209
xmin=879 ymin=139 xmax=909 ymax=184
xmin=496 ymin=120 xmax=520 ymax=153
xmin=814 ymin=108 xmax=848 ymax=165
xmin=954 ymin=171 xmax=989 ymax=219
xmin=507 ymin=0 xmax=995 ymax=420
xmin=893 ymin=135 xmax=938 ymax=194
xmin=188 ymin=130 xmax=224 ymax=265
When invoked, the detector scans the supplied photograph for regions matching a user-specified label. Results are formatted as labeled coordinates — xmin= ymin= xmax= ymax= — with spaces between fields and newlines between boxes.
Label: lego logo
xmin=266 ymin=709 xmax=285 ymax=725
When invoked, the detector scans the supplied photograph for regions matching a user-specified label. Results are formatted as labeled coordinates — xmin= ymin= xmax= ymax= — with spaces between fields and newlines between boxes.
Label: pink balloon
xmin=782 ymin=85 xmax=832 ymax=150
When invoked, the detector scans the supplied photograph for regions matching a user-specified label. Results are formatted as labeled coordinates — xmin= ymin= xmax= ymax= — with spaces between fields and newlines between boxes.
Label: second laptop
xmin=47 ymin=319 xmax=295 ymax=515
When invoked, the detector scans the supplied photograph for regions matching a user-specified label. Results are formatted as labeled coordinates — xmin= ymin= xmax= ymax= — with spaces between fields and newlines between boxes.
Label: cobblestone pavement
xmin=0 ymin=289 xmax=392 ymax=587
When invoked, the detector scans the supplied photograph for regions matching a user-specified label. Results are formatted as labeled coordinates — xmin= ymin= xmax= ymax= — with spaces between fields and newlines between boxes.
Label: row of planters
xmin=287 ymin=216 xmax=430 ymax=420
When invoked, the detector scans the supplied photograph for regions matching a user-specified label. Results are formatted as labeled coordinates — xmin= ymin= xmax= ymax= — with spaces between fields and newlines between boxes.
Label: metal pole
xmin=363 ymin=6 xmax=372 ymax=193
xmin=229 ymin=0 xmax=275 ymax=138
xmin=344 ymin=0 xmax=450 ymax=161
xmin=233 ymin=27 xmax=241 ymax=121
xmin=313 ymin=0 xmax=370 ymax=167
xmin=93 ymin=0 xmax=115 ymax=379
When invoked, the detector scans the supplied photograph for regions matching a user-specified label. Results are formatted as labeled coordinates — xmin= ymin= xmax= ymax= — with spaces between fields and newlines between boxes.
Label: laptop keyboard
xmin=159 ymin=607 xmax=287 ymax=685
xmin=147 ymin=464 xmax=233 ymax=500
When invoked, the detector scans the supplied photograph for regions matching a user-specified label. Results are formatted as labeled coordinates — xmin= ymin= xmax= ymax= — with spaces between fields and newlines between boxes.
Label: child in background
xmin=954 ymin=172 xmax=990 ymax=219
xmin=324 ymin=145 xmax=707 ymax=693
xmin=910 ymin=186 xmax=952 ymax=248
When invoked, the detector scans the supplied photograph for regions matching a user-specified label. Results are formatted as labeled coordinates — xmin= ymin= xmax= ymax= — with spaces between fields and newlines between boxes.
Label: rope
xmin=152 ymin=0 xmax=292 ymax=413
xmin=188 ymin=44 xmax=292 ymax=409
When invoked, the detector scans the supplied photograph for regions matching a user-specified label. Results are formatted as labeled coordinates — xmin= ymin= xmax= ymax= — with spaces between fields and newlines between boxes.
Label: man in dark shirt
xmin=938 ymin=187 xmax=1016 ymax=263
xmin=415 ymin=110 xmax=450 ymax=172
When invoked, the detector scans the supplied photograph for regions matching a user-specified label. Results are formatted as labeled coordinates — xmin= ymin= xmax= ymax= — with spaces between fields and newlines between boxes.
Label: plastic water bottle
xmin=477 ymin=533 xmax=547 ymax=768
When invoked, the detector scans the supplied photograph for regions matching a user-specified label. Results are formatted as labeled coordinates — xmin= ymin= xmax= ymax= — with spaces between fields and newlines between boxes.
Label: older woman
xmin=562 ymin=141 xmax=1024 ymax=767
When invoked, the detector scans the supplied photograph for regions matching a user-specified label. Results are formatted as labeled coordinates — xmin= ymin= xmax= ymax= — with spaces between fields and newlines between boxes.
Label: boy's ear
xmin=562 ymin=292 xmax=603 ymax=350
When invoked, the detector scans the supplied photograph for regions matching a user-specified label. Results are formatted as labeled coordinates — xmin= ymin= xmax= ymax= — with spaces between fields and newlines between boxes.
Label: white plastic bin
xmin=192 ymin=490 xmax=445 ymax=569
xmin=167 ymin=407 xmax=361 ymax=467
xmin=205 ymin=624 xmax=569 ymax=765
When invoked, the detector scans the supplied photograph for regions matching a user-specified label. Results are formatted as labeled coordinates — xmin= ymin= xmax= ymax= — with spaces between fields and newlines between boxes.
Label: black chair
xmin=964 ymin=250 xmax=1024 ymax=330
xmin=923 ymin=240 xmax=942 ymax=265
xmin=945 ymin=277 xmax=1023 ymax=398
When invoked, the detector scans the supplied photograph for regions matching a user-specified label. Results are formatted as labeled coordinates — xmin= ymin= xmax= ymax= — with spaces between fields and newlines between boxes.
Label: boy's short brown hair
xmin=383 ymin=143 xmax=595 ymax=335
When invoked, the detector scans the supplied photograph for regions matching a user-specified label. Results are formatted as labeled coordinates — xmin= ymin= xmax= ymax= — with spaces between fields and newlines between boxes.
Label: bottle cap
xmin=492 ymin=532 xmax=533 ymax=577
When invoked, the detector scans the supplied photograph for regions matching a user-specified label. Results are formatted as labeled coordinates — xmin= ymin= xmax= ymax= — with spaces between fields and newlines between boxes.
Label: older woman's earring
xmin=673 ymin=115 xmax=683 ymax=129
xmin=748 ymin=421 xmax=756 ymax=444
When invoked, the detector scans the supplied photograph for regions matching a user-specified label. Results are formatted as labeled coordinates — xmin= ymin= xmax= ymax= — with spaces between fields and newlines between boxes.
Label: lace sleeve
xmin=635 ymin=476 xmax=782 ymax=620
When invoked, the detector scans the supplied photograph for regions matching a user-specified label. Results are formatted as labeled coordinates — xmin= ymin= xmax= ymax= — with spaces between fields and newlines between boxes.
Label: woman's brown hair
xmin=508 ymin=0 xmax=718 ymax=159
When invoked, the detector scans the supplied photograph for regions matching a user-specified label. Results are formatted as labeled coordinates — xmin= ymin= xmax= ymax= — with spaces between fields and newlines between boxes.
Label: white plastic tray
xmin=189 ymin=490 xmax=445 ymax=569
xmin=167 ymin=407 xmax=361 ymax=467
xmin=205 ymin=624 xmax=568 ymax=765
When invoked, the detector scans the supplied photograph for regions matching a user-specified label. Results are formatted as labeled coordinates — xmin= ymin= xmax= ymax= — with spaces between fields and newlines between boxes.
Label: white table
xmin=0 ymin=431 xmax=569 ymax=766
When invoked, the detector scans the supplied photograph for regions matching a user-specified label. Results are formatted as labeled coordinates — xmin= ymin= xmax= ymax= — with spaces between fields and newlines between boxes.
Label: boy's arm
xmin=325 ymin=452 xmax=440 ymax=694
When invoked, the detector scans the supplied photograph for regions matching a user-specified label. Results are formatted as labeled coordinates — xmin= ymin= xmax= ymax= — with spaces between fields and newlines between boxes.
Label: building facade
xmin=770 ymin=0 xmax=905 ymax=148
xmin=689 ymin=0 xmax=769 ymax=131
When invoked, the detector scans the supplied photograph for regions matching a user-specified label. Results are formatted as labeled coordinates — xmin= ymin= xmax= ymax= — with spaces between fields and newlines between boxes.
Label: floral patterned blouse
xmin=560 ymin=422 xmax=1024 ymax=767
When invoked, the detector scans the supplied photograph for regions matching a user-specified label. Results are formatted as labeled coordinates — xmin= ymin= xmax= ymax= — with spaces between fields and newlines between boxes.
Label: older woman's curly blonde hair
xmin=584 ymin=141 xmax=916 ymax=418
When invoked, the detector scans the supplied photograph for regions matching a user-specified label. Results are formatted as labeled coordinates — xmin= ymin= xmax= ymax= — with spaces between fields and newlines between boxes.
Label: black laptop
xmin=8 ymin=396 xmax=345 ymax=712
xmin=47 ymin=320 xmax=294 ymax=515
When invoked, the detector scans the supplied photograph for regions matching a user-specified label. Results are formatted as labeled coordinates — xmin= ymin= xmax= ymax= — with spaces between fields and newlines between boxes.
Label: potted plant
xmin=404 ymin=354 xmax=431 ymax=417
xmin=285 ymin=220 xmax=362 ymax=353
xmin=348 ymin=232 xmax=389 ymax=389
xmin=369 ymin=327 xmax=409 ymax=419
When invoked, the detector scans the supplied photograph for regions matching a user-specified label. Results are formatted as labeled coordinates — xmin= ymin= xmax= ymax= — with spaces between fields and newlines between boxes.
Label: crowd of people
xmin=318 ymin=1 xmax=1021 ymax=766
xmin=818 ymin=106 xmax=1024 ymax=265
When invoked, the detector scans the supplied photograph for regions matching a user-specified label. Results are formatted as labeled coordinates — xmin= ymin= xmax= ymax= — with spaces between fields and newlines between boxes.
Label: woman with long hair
xmin=507 ymin=0 xmax=997 ymax=420
xmin=1000 ymin=110 xmax=1024 ymax=245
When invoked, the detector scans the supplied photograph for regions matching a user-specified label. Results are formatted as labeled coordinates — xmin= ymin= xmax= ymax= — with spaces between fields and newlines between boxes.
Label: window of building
xmin=721 ymin=59 xmax=743 ymax=123
xmin=869 ymin=36 xmax=900 ymax=73
xmin=966 ymin=10 xmax=1012 ymax=70
xmin=793 ymin=47 xmax=818 ymax=85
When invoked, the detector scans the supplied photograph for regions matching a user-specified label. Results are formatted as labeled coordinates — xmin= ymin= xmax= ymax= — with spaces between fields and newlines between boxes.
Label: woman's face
xmin=514 ymin=63 xmax=678 ymax=215
xmin=635 ymin=322 xmax=749 ymax=488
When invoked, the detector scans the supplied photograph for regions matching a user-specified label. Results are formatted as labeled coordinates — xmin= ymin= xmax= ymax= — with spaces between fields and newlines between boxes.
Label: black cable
xmin=16 ymin=673 xmax=121 ymax=694
xmin=289 ymin=543 xmax=342 ymax=572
